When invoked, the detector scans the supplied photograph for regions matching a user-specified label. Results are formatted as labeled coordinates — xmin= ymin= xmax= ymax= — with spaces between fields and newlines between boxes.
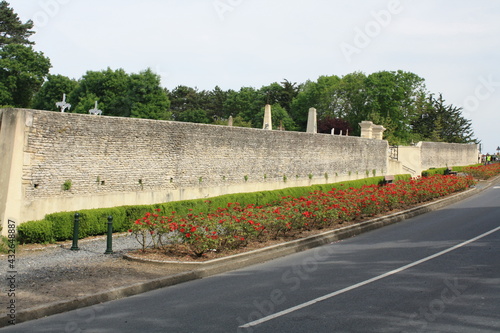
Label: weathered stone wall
xmin=419 ymin=142 xmax=479 ymax=170
xmin=1 ymin=109 xmax=389 ymax=228
xmin=24 ymin=110 xmax=387 ymax=197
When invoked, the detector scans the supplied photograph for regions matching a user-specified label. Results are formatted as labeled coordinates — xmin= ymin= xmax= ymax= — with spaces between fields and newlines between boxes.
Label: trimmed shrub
xmin=17 ymin=219 xmax=55 ymax=244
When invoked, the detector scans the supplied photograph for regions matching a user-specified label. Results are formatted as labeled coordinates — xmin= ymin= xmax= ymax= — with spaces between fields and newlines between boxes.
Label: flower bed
xmin=463 ymin=163 xmax=500 ymax=180
xmin=129 ymin=174 xmax=475 ymax=258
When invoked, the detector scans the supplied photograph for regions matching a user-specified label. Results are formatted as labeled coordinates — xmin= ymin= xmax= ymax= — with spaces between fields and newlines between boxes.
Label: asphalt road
xmin=3 ymin=183 xmax=500 ymax=333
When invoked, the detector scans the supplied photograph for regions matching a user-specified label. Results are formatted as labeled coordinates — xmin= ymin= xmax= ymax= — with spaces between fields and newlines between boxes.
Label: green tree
xmin=290 ymin=80 xmax=319 ymax=130
xmin=69 ymin=68 xmax=170 ymax=119
xmin=413 ymin=94 xmax=476 ymax=143
xmin=0 ymin=2 xmax=50 ymax=107
xmin=280 ymin=79 xmax=299 ymax=112
xmin=0 ymin=1 xmax=34 ymax=47
xmin=330 ymin=72 xmax=369 ymax=135
xmin=0 ymin=44 xmax=51 ymax=107
xmin=365 ymin=70 xmax=426 ymax=144
xmin=223 ymin=87 xmax=264 ymax=126
xmin=129 ymin=69 xmax=170 ymax=120
xmin=72 ymin=92 xmax=100 ymax=115
xmin=290 ymin=75 xmax=341 ymax=131
xmin=32 ymin=74 xmax=78 ymax=111
xmin=168 ymin=85 xmax=204 ymax=120
xmin=177 ymin=108 xmax=210 ymax=124
xmin=205 ymin=85 xmax=228 ymax=121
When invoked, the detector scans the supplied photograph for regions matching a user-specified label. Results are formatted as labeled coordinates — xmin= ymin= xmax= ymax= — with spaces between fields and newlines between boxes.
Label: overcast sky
xmin=9 ymin=0 xmax=500 ymax=154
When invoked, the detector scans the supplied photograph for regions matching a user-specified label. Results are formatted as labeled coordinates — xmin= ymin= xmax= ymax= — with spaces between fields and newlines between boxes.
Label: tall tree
xmin=365 ymin=70 xmax=426 ymax=144
xmin=280 ymin=79 xmax=299 ymax=112
xmin=205 ymin=86 xmax=228 ymax=121
xmin=70 ymin=68 xmax=132 ymax=117
xmin=129 ymin=69 xmax=170 ymax=120
xmin=0 ymin=2 xmax=50 ymax=107
xmin=0 ymin=1 xmax=34 ymax=47
xmin=330 ymin=72 xmax=369 ymax=135
xmin=290 ymin=75 xmax=341 ymax=131
xmin=167 ymin=85 xmax=203 ymax=120
xmin=412 ymin=94 xmax=476 ymax=143
xmin=0 ymin=44 xmax=51 ymax=107
xmin=223 ymin=87 xmax=264 ymax=127
xmin=69 ymin=68 xmax=170 ymax=119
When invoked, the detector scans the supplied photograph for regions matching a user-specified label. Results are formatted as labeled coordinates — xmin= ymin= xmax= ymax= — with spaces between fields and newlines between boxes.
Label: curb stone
xmin=6 ymin=178 xmax=498 ymax=327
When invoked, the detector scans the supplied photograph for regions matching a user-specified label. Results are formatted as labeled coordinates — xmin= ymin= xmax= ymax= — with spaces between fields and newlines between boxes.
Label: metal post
xmin=104 ymin=216 xmax=113 ymax=254
xmin=70 ymin=213 xmax=80 ymax=251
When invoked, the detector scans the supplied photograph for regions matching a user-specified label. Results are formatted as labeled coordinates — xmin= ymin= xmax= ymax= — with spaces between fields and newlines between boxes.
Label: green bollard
xmin=70 ymin=213 xmax=80 ymax=251
xmin=104 ymin=216 xmax=113 ymax=254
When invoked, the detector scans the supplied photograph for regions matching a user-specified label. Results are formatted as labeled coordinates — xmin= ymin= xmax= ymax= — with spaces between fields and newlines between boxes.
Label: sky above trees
xmin=4 ymin=0 xmax=499 ymax=151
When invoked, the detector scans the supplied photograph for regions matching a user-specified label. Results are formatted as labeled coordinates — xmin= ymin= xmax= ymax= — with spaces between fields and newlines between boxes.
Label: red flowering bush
xmin=130 ymin=174 xmax=475 ymax=257
xmin=464 ymin=163 xmax=500 ymax=180
xmin=129 ymin=208 xmax=170 ymax=251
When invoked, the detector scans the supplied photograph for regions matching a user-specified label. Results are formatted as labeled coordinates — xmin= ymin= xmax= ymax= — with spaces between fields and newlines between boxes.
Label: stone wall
xmin=1 ymin=109 xmax=390 ymax=229
xmin=419 ymin=142 xmax=480 ymax=170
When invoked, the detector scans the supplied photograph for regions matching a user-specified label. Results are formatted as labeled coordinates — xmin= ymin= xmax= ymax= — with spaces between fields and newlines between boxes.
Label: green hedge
xmin=421 ymin=164 xmax=482 ymax=177
xmin=16 ymin=175 xmax=411 ymax=244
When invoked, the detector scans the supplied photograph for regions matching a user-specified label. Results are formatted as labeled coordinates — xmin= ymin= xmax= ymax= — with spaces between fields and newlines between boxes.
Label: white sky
xmin=8 ymin=0 xmax=500 ymax=154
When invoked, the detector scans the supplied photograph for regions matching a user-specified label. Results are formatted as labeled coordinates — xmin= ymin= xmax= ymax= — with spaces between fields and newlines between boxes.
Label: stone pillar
xmin=228 ymin=115 xmax=233 ymax=127
xmin=306 ymin=107 xmax=317 ymax=133
xmin=371 ymin=125 xmax=386 ymax=140
xmin=263 ymin=104 xmax=272 ymax=130
xmin=359 ymin=121 xmax=374 ymax=139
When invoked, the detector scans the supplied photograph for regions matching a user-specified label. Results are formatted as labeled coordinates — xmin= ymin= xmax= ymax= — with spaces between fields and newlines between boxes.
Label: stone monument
xmin=306 ymin=107 xmax=317 ymax=134
xmin=263 ymin=104 xmax=272 ymax=130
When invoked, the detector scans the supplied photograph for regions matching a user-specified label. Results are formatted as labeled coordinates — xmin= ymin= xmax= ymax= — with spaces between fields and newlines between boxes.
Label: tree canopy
xmin=0 ymin=1 xmax=34 ymax=47
xmin=0 ymin=1 xmax=50 ymax=107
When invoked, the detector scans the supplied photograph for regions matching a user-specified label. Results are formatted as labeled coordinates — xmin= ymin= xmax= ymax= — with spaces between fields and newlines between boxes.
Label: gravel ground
xmin=2 ymin=233 xmax=189 ymax=310
xmin=16 ymin=233 xmax=139 ymax=270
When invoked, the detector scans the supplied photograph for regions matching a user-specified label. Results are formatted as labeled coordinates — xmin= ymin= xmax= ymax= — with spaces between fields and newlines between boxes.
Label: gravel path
xmin=11 ymin=233 xmax=140 ymax=270
xmin=1 ymin=232 xmax=179 ymax=310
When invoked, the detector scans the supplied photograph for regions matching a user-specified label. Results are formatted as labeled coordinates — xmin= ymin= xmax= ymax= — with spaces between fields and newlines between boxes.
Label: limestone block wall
xmin=419 ymin=142 xmax=479 ymax=170
xmin=1 ymin=109 xmax=389 ymax=229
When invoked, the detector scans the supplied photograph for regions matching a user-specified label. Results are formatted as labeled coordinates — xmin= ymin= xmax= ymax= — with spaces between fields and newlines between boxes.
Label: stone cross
xmin=89 ymin=101 xmax=102 ymax=115
xmin=56 ymin=94 xmax=71 ymax=113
